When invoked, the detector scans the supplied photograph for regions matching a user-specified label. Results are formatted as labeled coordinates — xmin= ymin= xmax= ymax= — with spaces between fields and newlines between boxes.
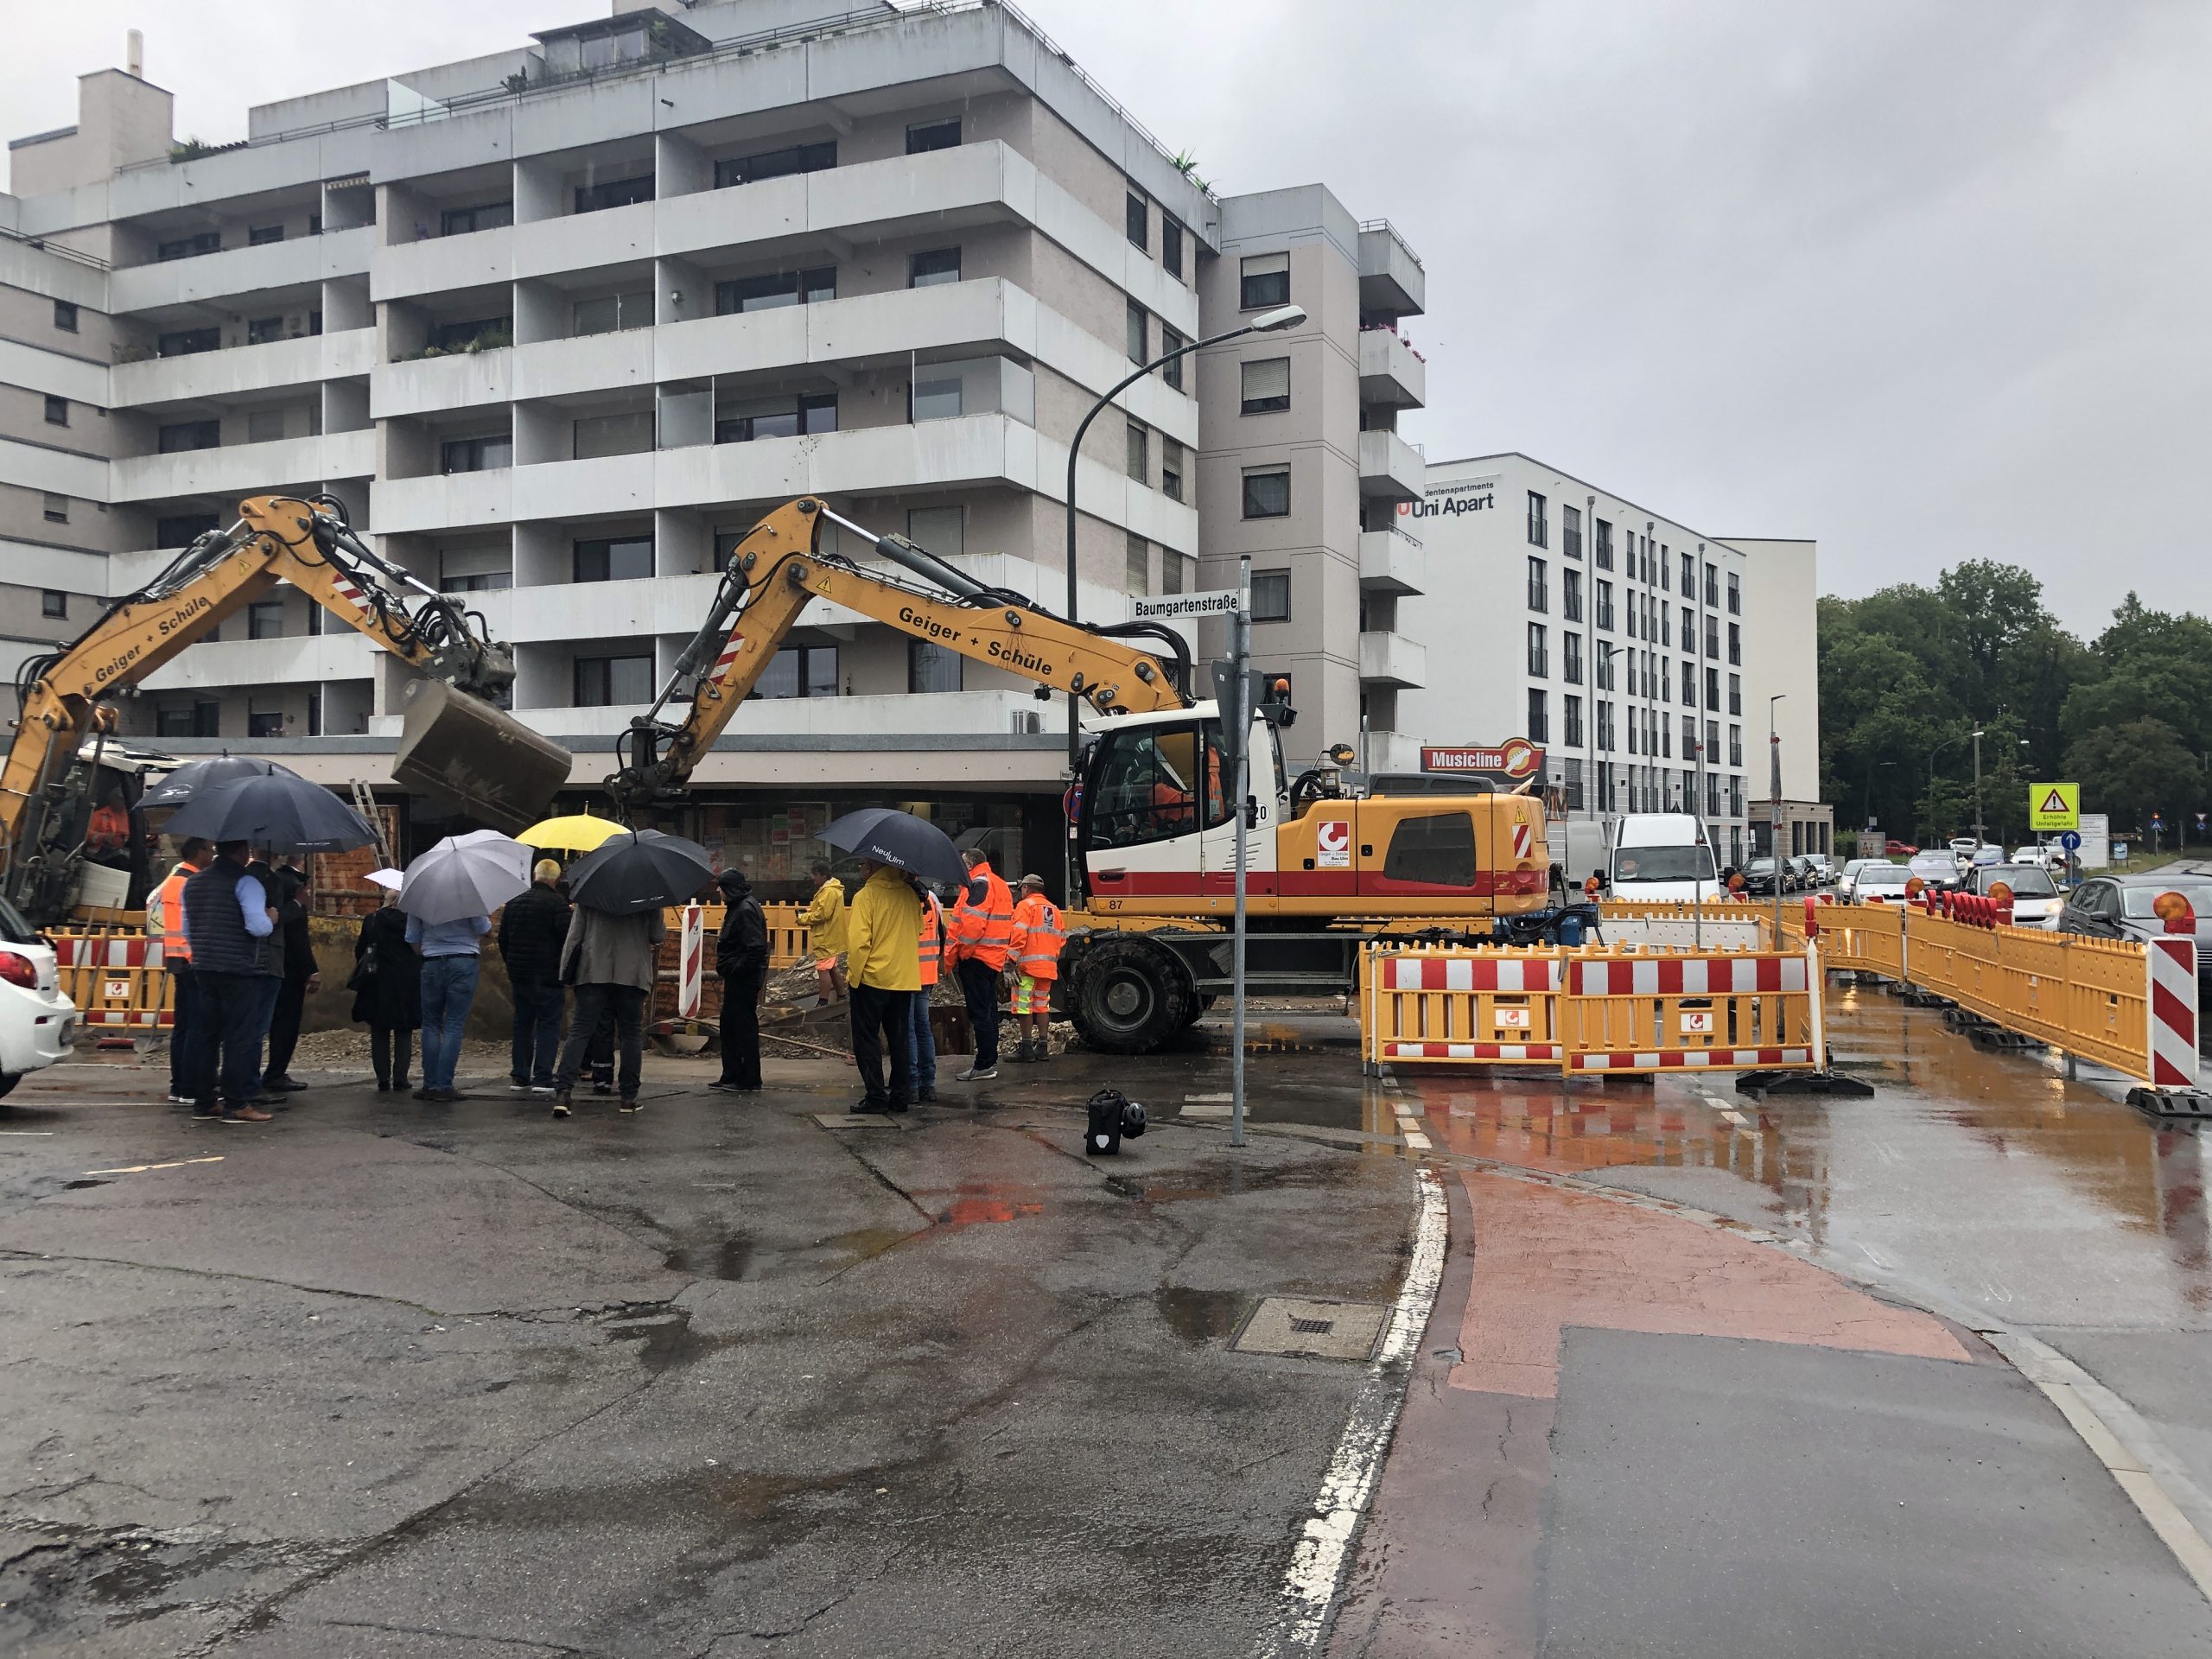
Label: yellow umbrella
xmin=518 ymin=813 xmax=626 ymax=852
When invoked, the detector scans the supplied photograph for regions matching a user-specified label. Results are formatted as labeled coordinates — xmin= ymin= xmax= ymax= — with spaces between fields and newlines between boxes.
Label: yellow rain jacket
xmin=844 ymin=867 xmax=923 ymax=992
xmin=802 ymin=874 xmax=849 ymax=960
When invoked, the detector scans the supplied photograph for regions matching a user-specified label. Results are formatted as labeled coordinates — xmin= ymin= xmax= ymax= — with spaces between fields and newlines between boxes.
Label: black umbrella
xmin=159 ymin=771 xmax=377 ymax=853
xmin=820 ymin=807 xmax=965 ymax=888
xmin=141 ymin=754 xmax=300 ymax=810
xmin=565 ymin=829 xmax=715 ymax=914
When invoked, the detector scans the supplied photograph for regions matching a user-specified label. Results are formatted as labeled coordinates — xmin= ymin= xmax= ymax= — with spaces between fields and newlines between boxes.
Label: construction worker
xmin=906 ymin=878 xmax=944 ymax=1103
xmin=147 ymin=836 xmax=212 ymax=1106
xmin=842 ymin=857 xmax=921 ymax=1116
xmin=1006 ymin=874 xmax=1065 ymax=1063
xmin=802 ymin=859 xmax=849 ymax=1007
xmin=945 ymin=848 xmax=1014 ymax=1081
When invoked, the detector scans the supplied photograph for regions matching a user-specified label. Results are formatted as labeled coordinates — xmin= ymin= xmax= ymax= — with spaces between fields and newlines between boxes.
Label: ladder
xmin=348 ymin=779 xmax=393 ymax=871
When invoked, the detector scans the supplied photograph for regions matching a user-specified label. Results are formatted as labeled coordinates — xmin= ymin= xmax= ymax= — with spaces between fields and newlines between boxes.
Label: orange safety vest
xmin=917 ymin=891 xmax=944 ymax=987
xmin=1009 ymin=892 xmax=1065 ymax=982
xmin=947 ymin=861 xmax=1015 ymax=971
xmin=151 ymin=861 xmax=201 ymax=962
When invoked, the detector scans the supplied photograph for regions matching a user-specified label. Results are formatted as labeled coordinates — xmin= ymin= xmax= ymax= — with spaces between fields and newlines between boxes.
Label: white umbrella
xmin=398 ymin=829 xmax=533 ymax=925
xmin=365 ymin=868 xmax=404 ymax=891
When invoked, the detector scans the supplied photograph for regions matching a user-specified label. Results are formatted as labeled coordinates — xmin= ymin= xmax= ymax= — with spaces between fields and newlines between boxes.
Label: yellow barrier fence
xmin=50 ymin=933 xmax=173 ymax=1032
xmin=1363 ymin=944 xmax=1565 ymax=1066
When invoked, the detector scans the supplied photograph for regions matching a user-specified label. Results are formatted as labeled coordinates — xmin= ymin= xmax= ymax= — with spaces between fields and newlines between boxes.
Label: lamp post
xmin=1060 ymin=302 xmax=1306 ymax=900
xmin=1589 ymin=642 xmax=1623 ymax=864
xmin=1769 ymin=694 xmax=1786 ymax=947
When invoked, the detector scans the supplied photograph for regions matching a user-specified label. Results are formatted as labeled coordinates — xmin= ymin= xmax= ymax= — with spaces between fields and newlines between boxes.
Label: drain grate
xmin=1234 ymin=1297 xmax=1389 ymax=1361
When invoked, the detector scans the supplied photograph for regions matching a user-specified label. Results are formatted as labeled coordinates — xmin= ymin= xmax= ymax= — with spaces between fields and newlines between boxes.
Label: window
xmin=1705 ymin=616 xmax=1720 ymax=658
xmin=1528 ymin=688 xmax=1549 ymax=744
xmin=156 ymin=231 xmax=220 ymax=262
xmin=1563 ymin=568 xmax=1583 ymax=622
xmin=43 ymin=395 xmax=67 ymax=427
xmin=1527 ymin=623 xmax=1548 ymax=678
xmin=1662 ymin=658 xmax=1673 ymax=702
xmin=574 ymin=175 xmax=653 ymax=214
xmin=1729 ymin=725 xmax=1743 ymax=767
xmin=1126 ymin=532 xmax=1150 ymax=594
xmin=574 ymin=537 xmax=653 ymax=582
xmin=245 ymin=601 xmax=284 ymax=641
xmin=715 ymin=142 xmax=836 ymax=188
xmin=907 ymin=638 xmax=964 ymax=694
xmin=308 ymin=214 xmax=322 ymax=236
xmin=1126 ymin=299 xmax=1147 ymax=363
xmin=906 ymin=118 xmax=960 ymax=154
xmin=1562 ymin=504 xmax=1583 ymax=559
xmin=1565 ymin=694 xmax=1585 ymax=749
xmin=1596 ymin=644 xmax=1615 ymax=690
xmin=438 ymin=547 xmax=511 ymax=592
xmin=1125 ymin=422 xmax=1147 ymax=483
xmin=1564 ymin=631 xmax=1583 ymax=684
xmin=1729 ymin=673 xmax=1742 ymax=715
xmin=156 ymin=705 xmax=197 ymax=738
xmin=1704 ymin=562 xmax=1719 ymax=607
xmin=157 ymin=512 xmax=218 ymax=545
xmin=1599 ymin=700 xmax=1615 ymax=752
xmin=1383 ymin=812 xmax=1477 ymax=887
xmin=157 ymin=326 xmax=219 ymax=358
xmin=574 ymin=653 xmax=655 ymax=706
xmin=1161 ymin=437 xmax=1185 ymax=503
xmin=1681 ymin=551 xmax=1694 ymax=593
xmin=158 ymin=419 xmax=221 ymax=454
xmin=1160 ymin=327 xmax=1186 ymax=391
xmin=573 ymin=410 xmax=654 ymax=459
xmin=1594 ymin=517 xmax=1612 ymax=569
xmin=53 ymin=300 xmax=78 ymax=333
xmin=442 ymin=435 xmax=512 ymax=474
xmin=715 ymin=267 xmax=836 ymax=312
xmin=911 ymin=377 xmax=963 ymax=422
xmin=906 ymin=505 xmax=964 ymax=559
xmin=246 ymin=409 xmax=287 ymax=443
xmin=246 ymin=315 xmax=285 ymax=345
xmin=1241 ymin=356 xmax=1290 ymax=414
xmin=308 ymin=310 xmax=323 ymax=336
xmin=440 ymin=200 xmax=512 ymax=236
xmin=1162 ymin=217 xmax=1184 ymax=280
xmin=909 ymin=248 xmax=961 ymax=288
xmin=1527 ymin=556 xmax=1547 ymax=613
xmin=40 ymin=590 xmax=66 ymax=619
xmin=1126 ymin=190 xmax=1147 ymax=251
xmin=573 ymin=291 xmax=652 ymax=335
xmin=1252 ymin=569 xmax=1291 ymax=621
xmin=306 ymin=691 xmax=321 ymax=739
xmin=1240 ymin=252 xmax=1289 ymax=309
xmin=248 ymin=708 xmax=285 ymax=739
xmin=1595 ymin=579 xmax=1614 ymax=632
xmin=1727 ymin=571 xmax=1741 ymax=615
xmin=249 ymin=224 xmax=284 ymax=246
xmin=1087 ymin=722 xmax=1231 ymax=849
xmin=755 ymin=645 xmax=838 ymax=700
xmin=1527 ymin=491 xmax=1548 ymax=547
xmin=1727 ymin=621 xmax=1741 ymax=665
xmin=1243 ymin=465 xmax=1289 ymax=519
xmin=1163 ymin=552 xmax=1187 ymax=595
xmin=429 ymin=315 xmax=511 ymax=353
xmin=716 ymin=391 xmax=836 ymax=443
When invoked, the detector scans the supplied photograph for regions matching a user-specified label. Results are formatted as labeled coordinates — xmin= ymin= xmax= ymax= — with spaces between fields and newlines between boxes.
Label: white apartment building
xmin=1395 ymin=454 xmax=1827 ymax=870
xmin=1 ymin=0 xmax=1425 ymax=895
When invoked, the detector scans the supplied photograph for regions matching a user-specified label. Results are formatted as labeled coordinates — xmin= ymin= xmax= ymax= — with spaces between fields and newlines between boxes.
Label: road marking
xmin=83 ymin=1156 xmax=224 ymax=1176
xmin=0 ymin=1131 xmax=55 ymax=1136
xmin=1263 ymin=1164 xmax=1447 ymax=1655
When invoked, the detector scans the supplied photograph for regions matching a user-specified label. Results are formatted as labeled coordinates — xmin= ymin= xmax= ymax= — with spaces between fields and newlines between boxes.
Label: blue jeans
xmin=248 ymin=974 xmax=282 ymax=1093
xmin=511 ymin=980 xmax=564 ymax=1087
xmin=419 ymin=954 xmax=480 ymax=1090
xmin=906 ymin=988 xmax=937 ymax=1089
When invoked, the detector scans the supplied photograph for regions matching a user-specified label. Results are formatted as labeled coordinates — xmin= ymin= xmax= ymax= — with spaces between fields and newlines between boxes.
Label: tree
xmin=2062 ymin=718 xmax=2205 ymax=836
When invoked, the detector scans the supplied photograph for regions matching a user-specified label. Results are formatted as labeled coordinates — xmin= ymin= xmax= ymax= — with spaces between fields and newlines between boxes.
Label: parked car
xmin=1908 ymin=850 xmax=1966 ymax=892
xmin=2058 ymin=875 xmax=2212 ymax=996
xmin=1885 ymin=839 xmax=1920 ymax=856
xmin=1805 ymin=853 xmax=1836 ymax=884
xmin=1970 ymin=863 xmax=2063 ymax=929
xmin=1854 ymin=863 xmax=1915 ymax=904
xmin=1743 ymin=857 xmax=1785 ymax=896
xmin=0 ymin=894 xmax=76 ymax=1098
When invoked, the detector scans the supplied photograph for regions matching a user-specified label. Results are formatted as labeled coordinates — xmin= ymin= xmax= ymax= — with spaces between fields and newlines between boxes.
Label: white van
xmin=1608 ymin=813 xmax=1723 ymax=904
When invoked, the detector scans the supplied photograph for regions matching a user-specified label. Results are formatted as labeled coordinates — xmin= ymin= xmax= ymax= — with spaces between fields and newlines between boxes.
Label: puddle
xmin=664 ymin=1236 xmax=753 ymax=1281
xmin=1154 ymin=1286 xmax=1245 ymax=1343
xmin=936 ymin=1198 xmax=1044 ymax=1225
xmin=603 ymin=1310 xmax=715 ymax=1374
xmin=817 ymin=1224 xmax=915 ymax=1267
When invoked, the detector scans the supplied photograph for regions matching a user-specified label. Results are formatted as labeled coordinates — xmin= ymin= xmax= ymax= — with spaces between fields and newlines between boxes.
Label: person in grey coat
xmin=548 ymin=904 xmax=664 ymax=1118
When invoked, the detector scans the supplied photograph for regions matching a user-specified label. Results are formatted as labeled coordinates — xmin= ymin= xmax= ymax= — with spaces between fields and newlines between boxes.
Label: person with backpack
xmin=711 ymin=865 xmax=769 ymax=1095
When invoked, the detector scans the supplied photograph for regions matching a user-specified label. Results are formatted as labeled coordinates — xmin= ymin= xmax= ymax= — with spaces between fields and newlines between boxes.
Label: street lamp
xmin=1768 ymin=695 xmax=1786 ymax=944
xmin=1060 ymin=302 xmax=1307 ymax=897
xmin=1589 ymin=641 xmax=1624 ymax=833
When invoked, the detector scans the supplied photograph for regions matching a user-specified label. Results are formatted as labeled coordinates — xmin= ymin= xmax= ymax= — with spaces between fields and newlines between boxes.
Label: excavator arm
xmin=3 ymin=493 xmax=569 ymax=921
xmin=610 ymin=497 xmax=1192 ymax=808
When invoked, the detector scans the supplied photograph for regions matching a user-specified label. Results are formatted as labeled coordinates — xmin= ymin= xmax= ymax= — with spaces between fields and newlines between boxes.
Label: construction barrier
xmin=1363 ymin=945 xmax=1564 ymax=1065
xmin=51 ymin=934 xmax=173 ymax=1032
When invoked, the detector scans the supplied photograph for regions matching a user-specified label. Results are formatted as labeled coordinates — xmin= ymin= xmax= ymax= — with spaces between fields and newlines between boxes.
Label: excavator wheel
xmin=1065 ymin=935 xmax=1192 ymax=1054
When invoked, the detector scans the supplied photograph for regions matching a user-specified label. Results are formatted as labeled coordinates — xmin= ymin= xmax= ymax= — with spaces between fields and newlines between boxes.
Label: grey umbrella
xmin=141 ymin=754 xmax=299 ymax=809
xmin=564 ymin=829 xmax=715 ymax=914
xmin=158 ymin=771 xmax=378 ymax=853
xmin=819 ymin=807 xmax=965 ymax=887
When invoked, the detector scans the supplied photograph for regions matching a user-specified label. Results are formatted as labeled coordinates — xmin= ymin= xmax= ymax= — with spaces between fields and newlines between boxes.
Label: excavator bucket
xmin=391 ymin=678 xmax=574 ymax=834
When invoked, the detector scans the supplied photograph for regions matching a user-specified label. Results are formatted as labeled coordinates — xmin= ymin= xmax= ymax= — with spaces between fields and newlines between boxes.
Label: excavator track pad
xmin=391 ymin=678 xmax=573 ymax=834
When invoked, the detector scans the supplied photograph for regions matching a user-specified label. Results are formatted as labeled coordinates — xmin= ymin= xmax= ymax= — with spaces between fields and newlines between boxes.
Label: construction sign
xmin=2029 ymin=782 xmax=2081 ymax=832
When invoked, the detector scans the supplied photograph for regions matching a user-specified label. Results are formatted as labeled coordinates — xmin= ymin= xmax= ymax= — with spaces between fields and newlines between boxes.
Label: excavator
xmin=0 ymin=494 xmax=570 ymax=926
xmin=612 ymin=496 xmax=1558 ymax=1052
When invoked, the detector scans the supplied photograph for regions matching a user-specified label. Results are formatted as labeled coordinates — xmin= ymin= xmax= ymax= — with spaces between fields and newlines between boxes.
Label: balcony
xmin=1357 ymin=429 xmax=1425 ymax=503
xmin=137 ymin=631 xmax=379 ymax=692
xmin=110 ymin=429 xmax=377 ymax=504
xmin=1357 ymin=219 xmax=1425 ymax=318
xmin=1357 ymin=327 xmax=1426 ymax=409
xmin=113 ymin=328 xmax=377 ymax=407
xmin=1357 ymin=527 xmax=1426 ymax=595
xmin=111 ymin=226 xmax=374 ymax=315
xmin=1358 ymin=629 xmax=1427 ymax=689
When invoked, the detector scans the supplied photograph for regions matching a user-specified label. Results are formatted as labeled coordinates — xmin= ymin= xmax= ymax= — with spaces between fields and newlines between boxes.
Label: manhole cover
xmin=1233 ymin=1297 xmax=1389 ymax=1361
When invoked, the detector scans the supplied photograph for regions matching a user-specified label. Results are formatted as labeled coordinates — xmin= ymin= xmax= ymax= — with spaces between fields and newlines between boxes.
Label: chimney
xmin=127 ymin=29 xmax=143 ymax=79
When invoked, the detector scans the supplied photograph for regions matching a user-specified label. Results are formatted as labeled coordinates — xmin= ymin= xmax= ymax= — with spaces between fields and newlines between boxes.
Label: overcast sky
xmin=7 ymin=0 xmax=2204 ymax=637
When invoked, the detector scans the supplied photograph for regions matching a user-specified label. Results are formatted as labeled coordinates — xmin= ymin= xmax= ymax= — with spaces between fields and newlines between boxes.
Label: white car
xmin=1853 ymin=863 xmax=1915 ymax=904
xmin=0 ymin=896 xmax=76 ymax=1097
xmin=1972 ymin=863 xmax=2063 ymax=929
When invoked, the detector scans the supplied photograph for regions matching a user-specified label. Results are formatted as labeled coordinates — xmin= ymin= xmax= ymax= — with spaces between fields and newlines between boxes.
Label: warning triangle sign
xmin=2040 ymin=788 xmax=2069 ymax=814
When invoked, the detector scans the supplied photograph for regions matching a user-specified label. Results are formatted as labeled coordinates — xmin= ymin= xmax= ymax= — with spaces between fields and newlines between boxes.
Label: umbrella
xmin=564 ymin=829 xmax=715 ymax=914
xmin=399 ymin=829 xmax=533 ymax=925
xmin=518 ymin=812 xmax=626 ymax=852
xmin=365 ymin=868 xmax=404 ymax=891
xmin=141 ymin=754 xmax=299 ymax=810
xmin=820 ymin=807 xmax=964 ymax=888
xmin=159 ymin=771 xmax=377 ymax=853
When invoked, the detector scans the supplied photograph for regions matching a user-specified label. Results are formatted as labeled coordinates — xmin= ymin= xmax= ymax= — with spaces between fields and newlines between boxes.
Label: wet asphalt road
xmin=0 ymin=1040 xmax=1420 ymax=1656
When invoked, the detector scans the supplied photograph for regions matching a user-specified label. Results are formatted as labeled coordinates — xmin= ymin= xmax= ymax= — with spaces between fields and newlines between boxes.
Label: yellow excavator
xmin=0 ymin=494 xmax=569 ymax=925
xmin=615 ymin=496 xmax=1557 ymax=1051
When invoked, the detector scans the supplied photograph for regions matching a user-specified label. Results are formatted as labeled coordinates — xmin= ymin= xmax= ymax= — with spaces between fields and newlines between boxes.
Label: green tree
xmin=2061 ymin=717 xmax=2206 ymax=836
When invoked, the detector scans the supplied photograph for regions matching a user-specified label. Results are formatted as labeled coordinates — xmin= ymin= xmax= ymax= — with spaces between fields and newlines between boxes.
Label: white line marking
xmin=1402 ymin=1132 xmax=1432 ymax=1151
xmin=84 ymin=1155 xmax=224 ymax=1176
xmin=1719 ymin=1108 xmax=1751 ymax=1128
xmin=1263 ymin=1165 xmax=1448 ymax=1655
xmin=0 ymin=1131 xmax=55 ymax=1136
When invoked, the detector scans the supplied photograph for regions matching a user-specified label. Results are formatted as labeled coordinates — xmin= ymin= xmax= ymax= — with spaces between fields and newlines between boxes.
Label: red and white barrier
xmin=2148 ymin=937 xmax=2198 ymax=1090
xmin=678 ymin=903 xmax=704 ymax=1020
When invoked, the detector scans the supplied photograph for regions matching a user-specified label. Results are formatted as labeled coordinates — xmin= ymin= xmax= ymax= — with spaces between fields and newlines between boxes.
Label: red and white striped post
xmin=678 ymin=903 xmax=704 ymax=1022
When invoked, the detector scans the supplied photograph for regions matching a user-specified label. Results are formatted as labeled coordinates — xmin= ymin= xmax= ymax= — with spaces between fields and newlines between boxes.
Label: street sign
xmin=2029 ymin=781 xmax=2080 ymax=832
xmin=2059 ymin=830 xmax=2082 ymax=852
xmin=1422 ymin=739 xmax=1545 ymax=779
xmin=1133 ymin=589 xmax=1241 ymax=620
xmin=2079 ymin=812 xmax=2110 ymax=870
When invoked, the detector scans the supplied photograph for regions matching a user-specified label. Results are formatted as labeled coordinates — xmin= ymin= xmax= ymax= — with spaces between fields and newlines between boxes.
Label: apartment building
xmin=1395 ymin=454 xmax=1826 ymax=870
xmin=3 ymin=0 xmax=1425 ymax=892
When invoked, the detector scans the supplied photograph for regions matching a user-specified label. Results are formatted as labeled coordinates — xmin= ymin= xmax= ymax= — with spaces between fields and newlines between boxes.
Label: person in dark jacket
xmin=499 ymin=859 xmax=572 ymax=1095
xmin=261 ymin=852 xmax=318 ymax=1092
xmin=181 ymin=840 xmax=278 ymax=1123
xmin=242 ymin=851 xmax=291 ymax=1104
xmin=350 ymin=880 xmax=422 ymax=1090
xmin=711 ymin=866 xmax=769 ymax=1094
